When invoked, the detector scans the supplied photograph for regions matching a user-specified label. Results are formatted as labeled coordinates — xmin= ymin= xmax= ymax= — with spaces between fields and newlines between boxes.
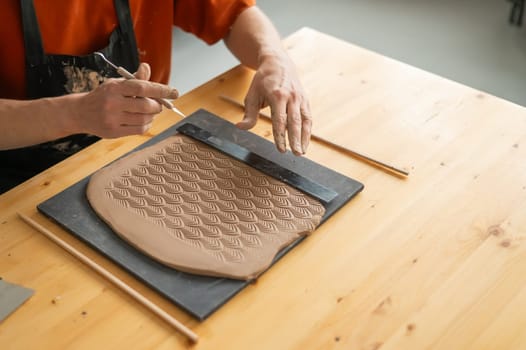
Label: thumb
xmin=236 ymin=93 xmax=261 ymax=130
xmin=134 ymin=62 xmax=151 ymax=81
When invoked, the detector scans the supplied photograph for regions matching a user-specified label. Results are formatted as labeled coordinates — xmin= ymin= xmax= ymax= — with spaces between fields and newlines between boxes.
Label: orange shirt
xmin=0 ymin=0 xmax=255 ymax=99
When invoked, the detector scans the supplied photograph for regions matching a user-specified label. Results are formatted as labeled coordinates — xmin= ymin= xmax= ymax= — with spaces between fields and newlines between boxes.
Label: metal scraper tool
xmin=177 ymin=123 xmax=338 ymax=205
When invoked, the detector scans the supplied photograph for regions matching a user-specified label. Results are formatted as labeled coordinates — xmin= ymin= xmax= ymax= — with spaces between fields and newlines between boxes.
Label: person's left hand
xmin=236 ymin=53 xmax=312 ymax=156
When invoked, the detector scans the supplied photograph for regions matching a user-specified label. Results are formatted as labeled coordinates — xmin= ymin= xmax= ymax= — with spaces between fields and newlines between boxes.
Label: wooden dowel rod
xmin=219 ymin=94 xmax=409 ymax=178
xmin=17 ymin=213 xmax=198 ymax=343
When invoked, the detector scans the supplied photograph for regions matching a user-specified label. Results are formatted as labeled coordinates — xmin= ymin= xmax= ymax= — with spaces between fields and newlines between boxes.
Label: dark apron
xmin=0 ymin=0 xmax=140 ymax=193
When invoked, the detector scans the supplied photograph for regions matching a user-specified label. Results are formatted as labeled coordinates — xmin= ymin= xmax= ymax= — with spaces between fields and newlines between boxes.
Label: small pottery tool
xmin=219 ymin=94 xmax=409 ymax=178
xmin=18 ymin=213 xmax=198 ymax=343
xmin=94 ymin=52 xmax=186 ymax=118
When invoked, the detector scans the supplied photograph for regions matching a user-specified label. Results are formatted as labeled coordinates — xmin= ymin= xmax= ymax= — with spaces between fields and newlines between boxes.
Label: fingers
xmin=115 ymin=111 xmax=157 ymax=137
xmin=134 ymin=62 xmax=151 ymax=81
xmin=119 ymin=79 xmax=179 ymax=100
xmin=120 ymin=113 xmax=155 ymax=129
xmin=109 ymin=95 xmax=161 ymax=135
xmin=106 ymin=122 xmax=153 ymax=138
xmin=91 ymin=108 xmax=155 ymax=138
xmin=238 ymin=53 xmax=312 ymax=155
xmin=300 ymin=100 xmax=312 ymax=153
xmin=286 ymin=97 xmax=303 ymax=156
xmin=117 ymin=95 xmax=163 ymax=115
xmin=80 ymin=69 xmax=182 ymax=139
xmin=237 ymin=86 xmax=261 ymax=130
xmin=103 ymin=75 xmax=178 ymax=101
xmin=92 ymin=84 xmax=163 ymax=137
xmin=267 ymin=87 xmax=308 ymax=155
xmin=269 ymin=100 xmax=304 ymax=155
xmin=100 ymin=78 xmax=178 ymax=118
xmin=240 ymin=87 xmax=311 ymax=155
xmin=270 ymin=95 xmax=288 ymax=153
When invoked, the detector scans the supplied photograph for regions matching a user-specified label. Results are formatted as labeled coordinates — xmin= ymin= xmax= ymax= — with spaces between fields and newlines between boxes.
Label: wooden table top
xmin=2 ymin=27 xmax=526 ymax=350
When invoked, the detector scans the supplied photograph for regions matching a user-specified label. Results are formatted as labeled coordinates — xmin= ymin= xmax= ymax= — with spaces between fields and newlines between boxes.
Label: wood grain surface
xmin=1 ymin=27 xmax=526 ymax=349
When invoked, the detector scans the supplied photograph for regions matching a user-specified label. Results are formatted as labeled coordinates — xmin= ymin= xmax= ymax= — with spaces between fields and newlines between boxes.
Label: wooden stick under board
xmin=17 ymin=213 xmax=198 ymax=343
xmin=219 ymin=94 xmax=409 ymax=178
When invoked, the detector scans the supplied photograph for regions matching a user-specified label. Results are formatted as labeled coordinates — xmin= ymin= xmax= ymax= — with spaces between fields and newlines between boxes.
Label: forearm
xmin=224 ymin=6 xmax=312 ymax=156
xmin=223 ymin=6 xmax=287 ymax=70
xmin=0 ymin=66 xmax=179 ymax=151
xmin=0 ymin=95 xmax=79 ymax=150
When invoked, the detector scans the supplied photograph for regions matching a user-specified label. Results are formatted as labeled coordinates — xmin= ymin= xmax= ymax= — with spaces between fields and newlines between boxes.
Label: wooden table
xmin=2 ymin=27 xmax=526 ymax=349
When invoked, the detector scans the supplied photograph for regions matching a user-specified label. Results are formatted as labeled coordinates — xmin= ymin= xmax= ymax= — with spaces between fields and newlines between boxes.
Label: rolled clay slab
xmin=87 ymin=134 xmax=325 ymax=280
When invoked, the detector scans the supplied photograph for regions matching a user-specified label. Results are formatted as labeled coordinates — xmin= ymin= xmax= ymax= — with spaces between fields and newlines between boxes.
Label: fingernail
xmin=236 ymin=119 xmax=247 ymax=129
xmin=170 ymin=88 xmax=179 ymax=98
xmin=302 ymin=140 xmax=309 ymax=154
xmin=294 ymin=142 xmax=302 ymax=154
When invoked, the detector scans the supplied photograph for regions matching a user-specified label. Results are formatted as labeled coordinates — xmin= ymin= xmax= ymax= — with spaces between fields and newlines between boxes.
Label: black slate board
xmin=37 ymin=109 xmax=364 ymax=320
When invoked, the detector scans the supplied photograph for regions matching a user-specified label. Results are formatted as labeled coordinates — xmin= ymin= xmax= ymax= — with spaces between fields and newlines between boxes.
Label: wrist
xmin=42 ymin=93 xmax=84 ymax=136
xmin=257 ymin=48 xmax=288 ymax=67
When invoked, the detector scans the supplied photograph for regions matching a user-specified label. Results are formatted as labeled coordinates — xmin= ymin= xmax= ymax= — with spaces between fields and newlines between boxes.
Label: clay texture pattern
xmin=87 ymin=134 xmax=325 ymax=280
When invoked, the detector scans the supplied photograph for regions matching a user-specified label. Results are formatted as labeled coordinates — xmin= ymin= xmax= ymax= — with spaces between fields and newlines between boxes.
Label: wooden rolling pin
xmin=18 ymin=213 xmax=198 ymax=343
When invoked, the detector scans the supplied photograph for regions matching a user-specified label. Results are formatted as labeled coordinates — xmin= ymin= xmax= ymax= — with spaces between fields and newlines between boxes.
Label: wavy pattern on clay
xmin=87 ymin=134 xmax=325 ymax=280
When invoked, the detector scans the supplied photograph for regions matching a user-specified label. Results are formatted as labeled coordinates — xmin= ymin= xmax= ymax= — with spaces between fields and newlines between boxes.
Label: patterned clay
xmin=87 ymin=134 xmax=325 ymax=280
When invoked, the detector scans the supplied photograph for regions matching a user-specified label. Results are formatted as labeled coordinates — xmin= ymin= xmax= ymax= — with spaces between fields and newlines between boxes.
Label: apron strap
xmin=114 ymin=0 xmax=140 ymax=70
xmin=20 ymin=0 xmax=45 ymax=67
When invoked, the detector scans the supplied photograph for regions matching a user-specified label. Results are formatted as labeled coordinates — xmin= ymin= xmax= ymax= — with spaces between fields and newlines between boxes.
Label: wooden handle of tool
xmin=219 ymin=94 xmax=409 ymax=178
xmin=116 ymin=67 xmax=182 ymax=115
xmin=116 ymin=67 xmax=136 ymax=80
xmin=17 ymin=213 xmax=198 ymax=343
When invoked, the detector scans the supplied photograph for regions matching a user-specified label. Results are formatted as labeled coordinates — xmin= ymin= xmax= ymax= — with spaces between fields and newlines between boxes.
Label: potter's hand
xmin=236 ymin=53 xmax=312 ymax=156
xmin=72 ymin=63 xmax=179 ymax=138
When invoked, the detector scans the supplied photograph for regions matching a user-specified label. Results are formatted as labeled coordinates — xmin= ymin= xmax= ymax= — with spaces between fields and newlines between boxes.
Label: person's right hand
xmin=69 ymin=63 xmax=179 ymax=138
